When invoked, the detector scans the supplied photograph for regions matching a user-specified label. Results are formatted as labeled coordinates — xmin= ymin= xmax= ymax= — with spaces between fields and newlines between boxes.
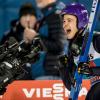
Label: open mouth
xmin=66 ymin=29 xmax=71 ymax=35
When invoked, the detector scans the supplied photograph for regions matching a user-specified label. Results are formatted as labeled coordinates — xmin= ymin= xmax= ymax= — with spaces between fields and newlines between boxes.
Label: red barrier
xmin=1 ymin=80 xmax=90 ymax=100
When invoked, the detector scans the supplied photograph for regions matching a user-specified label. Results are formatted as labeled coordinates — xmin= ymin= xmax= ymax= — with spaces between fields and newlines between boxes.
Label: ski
xmin=70 ymin=0 xmax=100 ymax=100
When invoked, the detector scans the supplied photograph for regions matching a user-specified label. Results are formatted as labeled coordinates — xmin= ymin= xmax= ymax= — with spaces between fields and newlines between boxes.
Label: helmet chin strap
xmin=78 ymin=28 xmax=85 ymax=35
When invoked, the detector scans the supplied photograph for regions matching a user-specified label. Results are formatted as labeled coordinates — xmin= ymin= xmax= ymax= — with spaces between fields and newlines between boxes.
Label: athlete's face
xmin=63 ymin=14 xmax=78 ymax=40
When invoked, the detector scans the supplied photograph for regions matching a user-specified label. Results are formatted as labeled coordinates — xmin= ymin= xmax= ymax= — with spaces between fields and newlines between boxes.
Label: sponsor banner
xmin=2 ymin=80 xmax=90 ymax=100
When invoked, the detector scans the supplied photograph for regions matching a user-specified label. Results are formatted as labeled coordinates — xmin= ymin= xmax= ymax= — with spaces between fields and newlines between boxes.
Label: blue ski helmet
xmin=61 ymin=3 xmax=89 ymax=30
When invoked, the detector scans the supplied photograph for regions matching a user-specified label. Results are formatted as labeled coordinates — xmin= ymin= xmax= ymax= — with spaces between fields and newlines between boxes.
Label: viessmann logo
xmin=1 ymin=80 xmax=90 ymax=100
xmin=22 ymin=83 xmax=88 ymax=100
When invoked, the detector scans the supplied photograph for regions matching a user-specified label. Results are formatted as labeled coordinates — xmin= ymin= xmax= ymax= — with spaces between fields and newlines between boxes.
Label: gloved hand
xmin=78 ymin=62 xmax=93 ymax=75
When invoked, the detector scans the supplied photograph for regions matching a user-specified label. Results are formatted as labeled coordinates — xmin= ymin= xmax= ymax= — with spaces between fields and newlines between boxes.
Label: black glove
xmin=78 ymin=62 xmax=93 ymax=75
